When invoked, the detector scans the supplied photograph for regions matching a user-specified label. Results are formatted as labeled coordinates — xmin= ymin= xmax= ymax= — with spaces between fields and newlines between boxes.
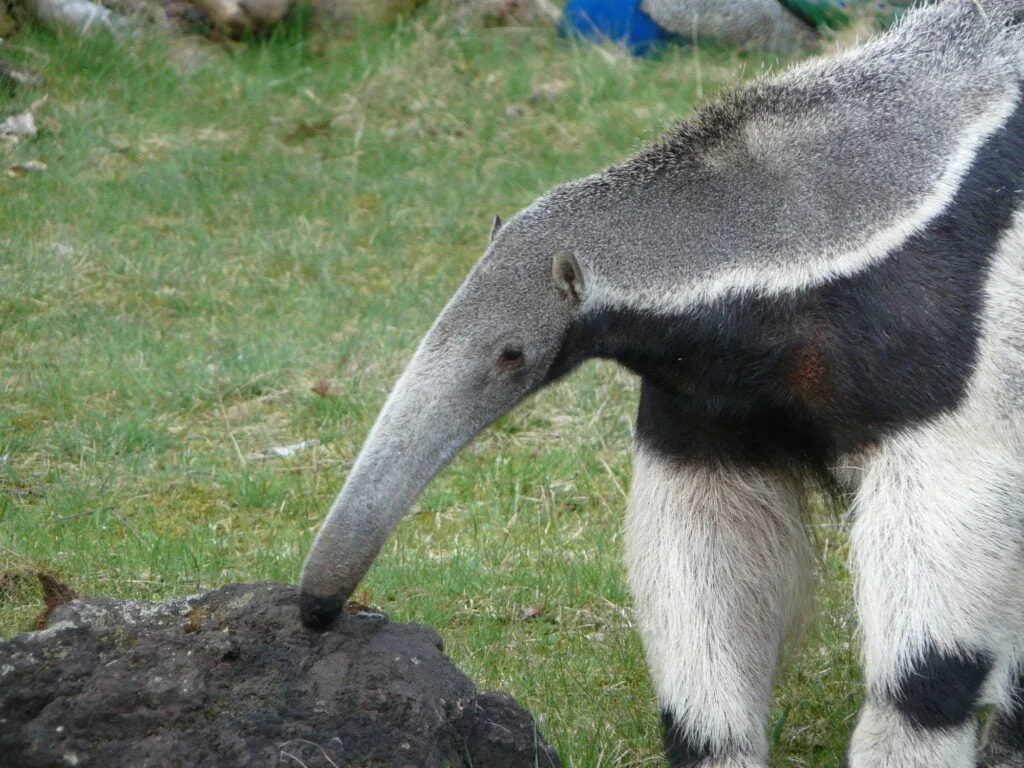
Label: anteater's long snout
xmin=298 ymin=343 xmax=496 ymax=629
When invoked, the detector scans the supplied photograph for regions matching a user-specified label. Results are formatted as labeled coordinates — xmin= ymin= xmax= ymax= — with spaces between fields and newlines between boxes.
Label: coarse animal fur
xmin=300 ymin=1 xmax=1024 ymax=764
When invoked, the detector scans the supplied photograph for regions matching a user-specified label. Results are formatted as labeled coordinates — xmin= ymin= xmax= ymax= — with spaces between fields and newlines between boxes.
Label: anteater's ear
xmin=490 ymin=214 xmax=503 ymax=243
xmin=551 ymin=251 xmax=584 ymax=307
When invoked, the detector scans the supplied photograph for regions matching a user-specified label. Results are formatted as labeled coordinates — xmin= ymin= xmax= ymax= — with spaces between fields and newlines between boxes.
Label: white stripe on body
xmin=587 ymin=91 xmax=1021 ymax=317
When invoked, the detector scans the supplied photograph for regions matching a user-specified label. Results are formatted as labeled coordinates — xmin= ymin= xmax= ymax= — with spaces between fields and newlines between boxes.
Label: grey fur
xmin=302 ymin=2 xmax=1024 ymax=764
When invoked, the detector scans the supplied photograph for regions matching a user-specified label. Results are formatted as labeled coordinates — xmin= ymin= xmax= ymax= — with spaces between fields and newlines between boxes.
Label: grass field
xmin=1 ymin=13 xmax=861 ymax=765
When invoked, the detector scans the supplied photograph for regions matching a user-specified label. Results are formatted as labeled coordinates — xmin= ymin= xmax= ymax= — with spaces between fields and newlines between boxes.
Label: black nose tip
xmin=300 ymin=591 xmax=343 ymax=629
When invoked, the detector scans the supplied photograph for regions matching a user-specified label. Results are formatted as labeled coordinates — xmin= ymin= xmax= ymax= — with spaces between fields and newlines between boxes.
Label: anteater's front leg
xmin=626 ymin=383 xmax=811 ymax=768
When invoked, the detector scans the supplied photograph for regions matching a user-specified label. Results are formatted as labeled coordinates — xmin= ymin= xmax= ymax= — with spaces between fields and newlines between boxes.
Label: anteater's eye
xmin=497 ymin=346 xmax=525 ymax=371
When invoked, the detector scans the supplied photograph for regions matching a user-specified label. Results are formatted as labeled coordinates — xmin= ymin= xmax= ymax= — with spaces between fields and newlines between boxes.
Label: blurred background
xmin=0 ymin=1 xmax=905 ymax=763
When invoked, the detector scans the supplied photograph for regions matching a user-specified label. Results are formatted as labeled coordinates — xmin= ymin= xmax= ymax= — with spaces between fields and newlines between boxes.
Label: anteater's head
xmin=299 ymin=212 xmax=589 ymax=628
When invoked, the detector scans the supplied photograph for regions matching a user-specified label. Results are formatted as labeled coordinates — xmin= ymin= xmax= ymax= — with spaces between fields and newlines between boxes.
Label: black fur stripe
xmin=893 ymin=646 xmax=993 ymax=730
xmin=582 ymin=83 xmax=1024 ymax=464
xmin=635 ymin=377 xmax=824 ymax=470
xmin=662 ymin=710 xmax=713 ymax=768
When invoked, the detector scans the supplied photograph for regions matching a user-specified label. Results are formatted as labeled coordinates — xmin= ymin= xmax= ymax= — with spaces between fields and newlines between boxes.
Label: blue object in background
xmin=560 ymin=0 xmax=670 ymax=56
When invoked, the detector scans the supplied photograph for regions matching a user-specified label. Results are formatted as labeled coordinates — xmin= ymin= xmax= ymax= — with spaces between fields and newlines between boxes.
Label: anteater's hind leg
xmin=846 ymin=414 xmax=1024 ymax=768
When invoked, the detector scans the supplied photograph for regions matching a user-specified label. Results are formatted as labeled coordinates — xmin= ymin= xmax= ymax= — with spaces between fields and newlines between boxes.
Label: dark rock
xmin=0 ymin=582 xmax=561 ymax=768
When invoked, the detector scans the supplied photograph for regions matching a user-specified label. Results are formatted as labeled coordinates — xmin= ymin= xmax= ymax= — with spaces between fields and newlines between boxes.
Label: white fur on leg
xmin=849 ymin=702 xmax=976 ymax=768
xmin=625 ymin=448 xmax=811 ymax=763
xmin=845 ymin=417 xmax=1024 ymax=766
xmin=848 ymin=413 xmax=1024 ymax=686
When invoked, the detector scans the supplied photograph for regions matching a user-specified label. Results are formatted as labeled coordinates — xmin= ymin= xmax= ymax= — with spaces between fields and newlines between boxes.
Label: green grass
xmin=0 ymin=16 xmax=859 ymax=765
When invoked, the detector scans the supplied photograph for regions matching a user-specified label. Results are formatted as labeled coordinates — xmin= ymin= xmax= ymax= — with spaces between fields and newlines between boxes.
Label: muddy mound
xmin=0 ymin=582 xmax=560 ymax=768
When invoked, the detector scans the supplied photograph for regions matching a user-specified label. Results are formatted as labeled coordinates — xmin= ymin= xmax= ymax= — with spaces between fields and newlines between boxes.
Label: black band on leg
xmin=893 ymin=646 xmax=992 ymax=730
xmin=661 ymin=710 xmax=713 ymax=768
